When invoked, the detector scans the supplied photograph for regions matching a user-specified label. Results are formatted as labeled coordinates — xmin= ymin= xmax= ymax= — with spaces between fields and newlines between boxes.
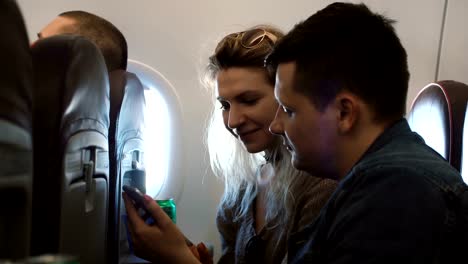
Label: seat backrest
xmin=461 ymin=99 xmax=468 ymax=183
xmin=409 ymin=81 xmax=468 ymax=261
xmin=107 ymin=70 xmax=146 ymax=263
xmin=0 ymin=0 xmax=33 ymax=260
xmin=408 ymin=80 xmax=468 ymax=171
xmin=30 ymin=35 xmax=109 ymax=264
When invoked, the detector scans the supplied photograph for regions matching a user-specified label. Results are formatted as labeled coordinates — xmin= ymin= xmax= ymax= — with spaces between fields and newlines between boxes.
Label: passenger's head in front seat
xmin=38 ymin=10 xmax=127 ymax=72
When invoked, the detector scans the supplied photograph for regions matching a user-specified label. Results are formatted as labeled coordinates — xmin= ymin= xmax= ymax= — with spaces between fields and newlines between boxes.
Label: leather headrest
xmin=108 ymin=70 xmax=146 ymax=146
xmin=408 ymin=80 xmax=468 ymax=171
xmin=116 ymin=72 xmax=146 ymax=141
xmin=31 ymin=35 xmax=109 ymax=142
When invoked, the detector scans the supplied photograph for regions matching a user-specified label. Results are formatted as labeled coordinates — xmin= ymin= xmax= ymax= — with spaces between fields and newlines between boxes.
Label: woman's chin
xmin=243 ymin=144 xmax=263 ymax=154
xmin=242 ymin=142 xmax=269 ymax=154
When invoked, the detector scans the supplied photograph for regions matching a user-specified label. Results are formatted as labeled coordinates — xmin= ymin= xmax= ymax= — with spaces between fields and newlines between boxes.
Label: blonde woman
xmin=205 ymin=25 xmax=337 ymax=264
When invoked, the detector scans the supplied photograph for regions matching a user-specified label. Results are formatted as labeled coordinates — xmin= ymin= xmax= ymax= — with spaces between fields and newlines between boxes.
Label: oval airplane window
xmin=127 ymin=59 xmax=184 ymax=201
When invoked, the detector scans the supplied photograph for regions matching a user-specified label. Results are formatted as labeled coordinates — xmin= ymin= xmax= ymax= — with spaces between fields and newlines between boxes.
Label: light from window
xmin=127 ymin=59 xmax=184 ymax=201
xmin=143 ymin=89 xmax=170 ymax=197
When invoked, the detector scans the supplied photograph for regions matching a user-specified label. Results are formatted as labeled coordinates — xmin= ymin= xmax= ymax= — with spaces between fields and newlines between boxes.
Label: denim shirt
xmin=288 ymin=118 xmax=465 ymax=263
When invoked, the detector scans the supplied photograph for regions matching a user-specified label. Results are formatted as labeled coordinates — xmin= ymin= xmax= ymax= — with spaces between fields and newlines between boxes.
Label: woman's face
xmin=216 ymin=67 xmax=279 ymax=153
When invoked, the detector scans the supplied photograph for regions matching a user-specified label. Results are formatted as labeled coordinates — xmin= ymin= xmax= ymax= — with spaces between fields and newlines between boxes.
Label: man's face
xmin=37 ymin=16 xmax=75 ymax=39
xmin=269 ymin=62 xmax=339 ymax=177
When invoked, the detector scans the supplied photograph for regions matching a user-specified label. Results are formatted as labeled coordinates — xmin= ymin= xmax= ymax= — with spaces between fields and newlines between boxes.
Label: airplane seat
xmin=107 ymin=70 xmax=146 ymax=263
xmin=461 ymin=98 xmax=468 ymax=183
xmin=108 ymin=69 xmax=126 ymax=264
xmin=0 ymin=0 xmax=33 ymax=260
xmin=30 ymin=35 xmax=110 ymax=264
xmin=408 ymin=80 xmax=468 ymax=171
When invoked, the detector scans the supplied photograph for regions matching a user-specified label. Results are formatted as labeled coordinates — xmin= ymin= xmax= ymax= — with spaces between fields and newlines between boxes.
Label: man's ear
xmin=335 ymin=92 xmax=359 ymax=134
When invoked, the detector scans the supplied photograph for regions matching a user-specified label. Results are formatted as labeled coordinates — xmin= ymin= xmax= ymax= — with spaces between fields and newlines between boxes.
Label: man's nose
xmin=269 ymin=106 xmax=284 ymax=135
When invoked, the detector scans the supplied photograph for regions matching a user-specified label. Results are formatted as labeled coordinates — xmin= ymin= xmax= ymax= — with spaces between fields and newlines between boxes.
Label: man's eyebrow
xmin=37 ymin=32 xmax=42 ymax=39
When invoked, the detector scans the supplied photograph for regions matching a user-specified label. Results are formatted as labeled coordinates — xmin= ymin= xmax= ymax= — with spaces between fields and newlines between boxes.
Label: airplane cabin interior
xmin=1 ymin=0 xmax=468 ymax=263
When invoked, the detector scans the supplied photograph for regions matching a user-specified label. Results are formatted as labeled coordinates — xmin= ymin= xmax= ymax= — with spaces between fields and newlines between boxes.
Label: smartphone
xmin=123 ymin=185 xmax=153 ymax=224
xmin=123 ymin=185 xmax=146 ymax=210
xmin=122 ymin=185 xmax=193 ymax=246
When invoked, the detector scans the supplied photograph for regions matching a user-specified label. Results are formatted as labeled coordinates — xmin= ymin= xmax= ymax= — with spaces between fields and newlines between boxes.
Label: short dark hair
xmin=59 ymin=10 xmax=128 ymax=72
xmin=266 ymin=2 xmax=410 ymax=121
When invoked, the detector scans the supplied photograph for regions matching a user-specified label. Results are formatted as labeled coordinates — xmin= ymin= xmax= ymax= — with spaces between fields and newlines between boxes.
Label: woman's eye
xmin=219 ymin=102 xmax=230 ymax=111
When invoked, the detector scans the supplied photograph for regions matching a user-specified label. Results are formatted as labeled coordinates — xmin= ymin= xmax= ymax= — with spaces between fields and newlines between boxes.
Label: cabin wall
xmin=438 ymin=0 xmax=468 ymax=84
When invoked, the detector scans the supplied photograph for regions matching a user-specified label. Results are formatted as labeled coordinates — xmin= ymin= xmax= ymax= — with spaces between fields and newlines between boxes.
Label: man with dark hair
xmin=38 ymin=10 xmax=127 ymax=72
xmin=268 ymin=2 xmax=467 ymax=263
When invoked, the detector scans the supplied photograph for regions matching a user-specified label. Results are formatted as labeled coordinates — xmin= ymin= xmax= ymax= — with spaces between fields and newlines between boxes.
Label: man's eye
xmin=282 ymin=106 xmax=293 ymax=116
xmin=243 ymin=98 xmax=258 ymax=105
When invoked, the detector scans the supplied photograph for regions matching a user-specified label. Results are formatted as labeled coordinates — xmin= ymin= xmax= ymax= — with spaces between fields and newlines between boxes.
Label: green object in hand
xmin=156 ymin=198 xmax=176 ymax=223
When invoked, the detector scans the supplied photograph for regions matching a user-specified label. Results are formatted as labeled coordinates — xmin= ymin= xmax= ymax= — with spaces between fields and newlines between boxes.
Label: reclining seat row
xmin=0 ymin=2 xmax=149 ymax=263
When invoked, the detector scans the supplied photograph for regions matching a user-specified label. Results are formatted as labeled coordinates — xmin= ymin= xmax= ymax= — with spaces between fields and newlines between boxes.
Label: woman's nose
xmin=227 ymin=106 xmax=246 ymax=129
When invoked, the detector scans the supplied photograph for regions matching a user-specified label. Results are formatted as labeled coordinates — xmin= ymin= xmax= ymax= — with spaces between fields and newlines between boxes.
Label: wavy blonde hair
xmin=203 ymin=25 xmax=314 ymax=227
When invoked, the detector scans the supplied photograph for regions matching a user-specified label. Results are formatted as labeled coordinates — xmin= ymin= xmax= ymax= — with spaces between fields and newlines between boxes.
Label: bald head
xmin=38 ymin=16 xmax=75 ymax=38
xmin=38 ymin=11 xmax=127 ymax=72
